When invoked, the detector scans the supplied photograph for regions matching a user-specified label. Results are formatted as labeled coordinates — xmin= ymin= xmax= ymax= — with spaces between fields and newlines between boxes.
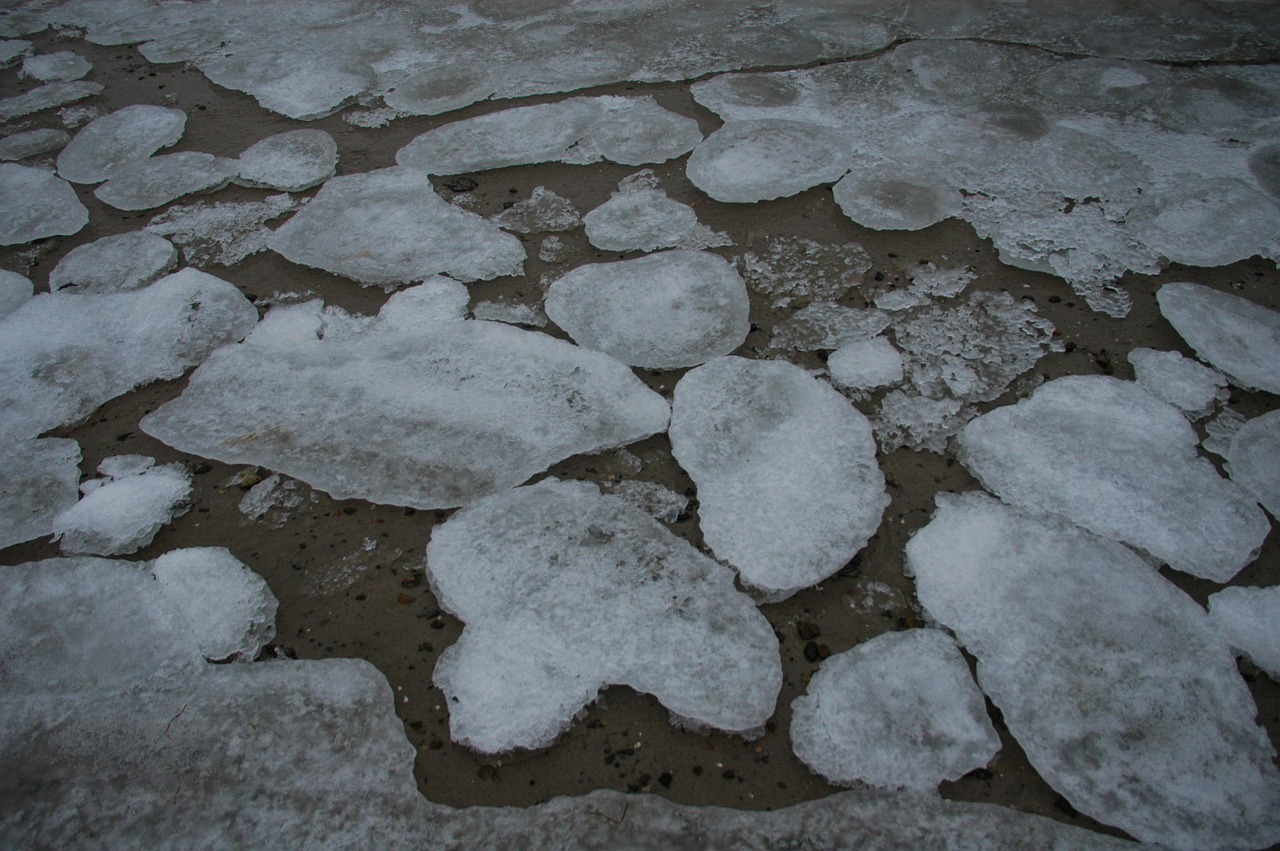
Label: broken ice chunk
xmin=669 ymin=356 xmax=887 ymax=600
xmin=0 ymin=80 xmax=101 ymax=123
xmin=0 ymin=269 xmax=33 ymax=318
xmin=93 ymin=151 xmax=239 ymax=211
xmin=56 ymin=104 xmax=186 ymax=184
xmin=267 ymin=167 xmax=524 ymax=287
xmin=1225 ymin=410 xmax=1280 ymax=517
xmin=687 ymin=119 xmax=853 ymax=203
xmin=0 ymin=127 xmax=69 ymax=161
xmin=791 ymin=629 xmax=1000 ymax=791
xmin=906 ymin=492 xmax=1280 ymax=851
xmin=0 ymin=163 xmax=88 ymax=245
xmin=489 ymin=186 xmax=581 ymax=234
xmin=771 ymin=302 xmax=890 ymax=351
xmin=737 ymin=235 xmax=871 ymax=305
xmin=582 ymin=171 xmax=728 ymax=252
xmin=957 ymin=375 xmax=1269 ymax=582
xmin=234 ymin=129 xmax=338 ymax=192
xmin=471 ymin=300 xmax=547 ymax=328
xmin=152 ymin=547 xmax=278 ymax=660
xmin=238 ymin=473 xmax=304 ymax=524
xmin=50 ymin=231 xmax=178 ymax=293
xmin=1157 ymin=282 xmax=1280 ymax=395
xmin=147 ymin=193 xmax=302 ymax=267
xmin=908 ymin=262 xmax=974 ymax=298
xmin=0 ymin=437 xmax=80 ymax=549
xmin=20 ymin=51 xmax=92 ymax=82
xmin=827 ymin=337 xmax=903 ymax=392
xmin=1208 ymin=585 xmax=1280 ymax=679
xmin=426 ymin=478 xmax=781 ymax=753
xmin=606 ymin=480 xmax=688 ymax=523
xmin=52 ymin=457 xmax=191 ymax=556
xmin=545 ymin=250 xmax=749 ymax=369
xmin=1127 ymin=347 xmax=1227 ymax=418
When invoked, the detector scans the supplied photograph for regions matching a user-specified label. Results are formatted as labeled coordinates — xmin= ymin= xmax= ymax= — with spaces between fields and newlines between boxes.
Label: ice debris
xmin=1208 ymin=585 xmax=1280 ymax=679
xmin=147 ymin=193 xmax=302 ymax=267
xmin=0 ymin=127 xmax=68 ymax=161
xmin=0 ymin=163 xmax=87 ymax=245
xmin=737 ymin=235 xmax=871 ymax=306
xmin=1225 ymin=410 xmax=1280 ymax=517
xmin=0 ymin=80 xmax=101 ymax=123
xmin=545 ymin=250 xmax=749 ymax=369
xmin=606 ymin=480 xmax=688 ymax=524
xmin=791 ymin=629 xmax=1000 ymax=791
xmin=582 ymin=171 xmax=729 ymax=252
xmin=94 ymin=150 xmax=239 ymax=211
xmin=141 ymin=283 xmax=670 ymax=509
xmin=906 ymin=492 xmax=1280 ymax=851
xmin=426 ymin=478 xmax=781 ymax=753
xmin=1127 ymin=347 xmax=1227 ymax=418
xmin=470 ymin=300 xmax=547 ymax=328
xmin=958 ymin=375 xmax=1269 ymax=582
xmin=20 ymin=50 xmax=91 ymax=82
xmin=538 ymin=234 xmax=569 ymax=263
xmin=771 ymin=302 xmax=890 ymax=351
xmin=58 ymin=103 xmax=98 ymax=128
xmin=234 ymin=129 xmax=337 ymax=192
xmin=1157 ymin=282 xmax=1280 ymax=395
xmin=874 ymin=391 xmax=968 ymax=454
xmin=267 ymin=167 xmax=524 ymax=287
xmin=669 ymin=356 xmax=887 ymax=599
xmin=489 ymin=186 xmax=580 ymax=234
xmin=56 ymin=104 xmax=186 ymax=184
xmin=50 ymin=231 xmax=178 ymax=293
xmin=0 ymin=437 xmax=80 ymax=549
xmin=52 ymin=456 xmax=191 ymax=556
xmin=874 ymin=263 xmax=975 ymax=311
xmin=0 ymin=270 xmax=32 ymax=318
xmin=827 ymin=337 xmax=904 ymax=392
xmin=688 ymin=119 xmax=853 ymax=203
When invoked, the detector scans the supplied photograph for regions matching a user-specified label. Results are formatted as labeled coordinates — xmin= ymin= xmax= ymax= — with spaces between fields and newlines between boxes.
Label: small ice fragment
xmin=0 ymin=163 xmax=87 ymax=245
xmin=1128 ymin=347 xmax=1227 ymax=418
xmin=152 ymin=547 xmax=278 ymax=660
xmin=1207 ymin=585 xmax=1280 ymax=679
xmin=737 ymin=236 xmax=871 ymax=304
xmin=50 ymin=231 xmax=178 ymax=293
xmin=583 ymin=171 xmax=726 ymax=252
xmin=52 ymin=458 xmax=191 ymax=556
xmin=1203 ymin=407 xmax=1247 ymax=458
xmin=538 ymin=235 xmax=569 ymax=263
xmin=0 ymin=80 xmax=101 ymax=123
xmin=0 ymin=127 xmax=69 ymax=161
xmin=874 ymin=391 xmax=968 ymax=453
xmin=57 ymin=104 xmax=186 ymax=184
xmin=21 ymin=51 xmax=92 ymax=82
xmin=827 ymin=337 xmax=903 ymax=391
xmin=94 ymin=151 xmax=239 ymax=211
xmin=687 ymin=119 xmax=853 ymax=203
xmin=234 ymin=129 xmax=338 ymax=192
xmin=490 ymin=186 xmax=581 ymax=234
xmin=1225 ymin=410 xmax=1280 ymax=517
xmin=0 ymin=39 xmax=32 ymax=68
xmin=1157 ymin=282 xmax=1280 ymax=395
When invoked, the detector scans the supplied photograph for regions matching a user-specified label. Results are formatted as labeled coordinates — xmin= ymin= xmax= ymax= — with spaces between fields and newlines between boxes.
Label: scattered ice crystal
xmin=910 ymin=263 xmax=974 ymax=299
xmin=0 ymin=127 xmax=69 ymax=160
xmin=141 ymin=286 xmax=670 ymax=509
xmin=147 ymin=193 xmax=302 ymax=267
xmin=426 ymin=478 xmax=782 ymax=753
xmin=20 ymin=50 xmax=91 ymax=82
xmin=737 ymin=235 xmax=871 ymax=305
xmin=582 ymin=171 xmax=728 ymax=252
xmin=791 ymin=629 xmax=1000 ymax=791
xmin=669 ymin=356 xmax=887 ymax=599
xmin=1225 ymin=410 xmax=1280 ymax=517
xmin=49 ymin=231 xmax=178 ymax=293
xmin=0 ymin=163 xmax=87 ymax=245
xmin=471 ymin=300 xmax=547 ymax=328
xmin=1208 ymin=585 xmax=1280 ymax=679
xmin=1157 ymin=282 xmax=1280 ymax=395
xmin=0 ymin=437 xmax=80 ymax=549
xmin=874 ymin=391 xmax=968 ymax=454
xmin=93 ymin=150 xmax=239 ymax=210
xmin=687 ymin=119 xmax=853 ymax=203
xmin=52 ymin=457 xmax=191 ymax=556
xmin=1204 ymin=407 xmax=1248 ymax=458
xmin=234 ymin=129 xmax=338 ymax=192
xmin=151 ymin=547 xmax=278 ymax=660
xmin=958 ymin=375 xmax=1269 ymax=582
xmin=56 ymin=104 xmax=186 ymax=184
xmin=1127 ymin=347 xmax=1227 ymax=418
xmin=490 ymin=186 xmax=580 ymax=234
xmin=0 ymin=270 xmax=32 ymax=318
xmin=827 ymin=337 xmax=904 ymax=392
xmin=267 ymin=167 xmax=524 ymax=286
xmin=606 ymin=480 xmax=688 ymax=524
xmin=771 ymin=302 xmax=890 ymax=351
xmin=906 ymin=492 xmax=1280 ymax=851
xmin=0 ymin=80 xmax=101 ymax=123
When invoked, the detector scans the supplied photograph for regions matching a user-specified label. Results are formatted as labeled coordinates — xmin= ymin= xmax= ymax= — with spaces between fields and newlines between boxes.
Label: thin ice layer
xmin=93 ymin=151 xmax=239 ymax=210
xmin=267 ymin=167 xmax=524 ymax=286
xmin=1208 ymin=585 xmax=1280 ymax=679
xmin=0 ymin=163 xmax=87 ymax=245
xmin=50 ymin=231 xmax=178 ymax=293
xmin=426 ymin=478 xmax=781 ymax=753
xmin=0 ymin=127 xmax=69 ymax=160
xmin=791 ymin=629 xmax=999 ymax=790
xmin=1157 ymin=282 xmax=1280 ymax=395
xmin=1226 ymin=409 xmax=1280 ymax=516
xmin=906 ymin=492 xmax=1280 ymax=851
xmin=0 ymin=268 xmax=258 ymax=441
xmin=56 ymin=104 xmax=186 ymax=183
xmin=687 ymin=119 xmax=853 ymax=202
xmin=234 ymin=129 xmax=337 ymax=191
xmin=669 ymin=356 xmax=887 ymax=599
xmin=141 ymin=285 xmax=670 ymax=509
xmin=771 ymin=302 xmax=890 ymax=351
xmin=52 ymin=457 xmax=191 ymax=556
xmin=545 ymin=250 xmax=749 ymax=369
xmin=737 ymin=235 xmax=871 ymax=306
xmin=147 ymin=193 xmax=302 ymax=267
xmin=0 ymin=437 xmax=80 ymax=549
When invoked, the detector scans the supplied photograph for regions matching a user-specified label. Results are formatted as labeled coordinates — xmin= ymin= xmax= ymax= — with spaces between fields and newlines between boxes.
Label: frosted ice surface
xmin=687 ymin=119 xmax=853 ymax=203
xmin=52 ymin=457 xmax=191 ymax=556
xmin=0 ymin=80 xmax=101 ymax=123
xmin=426 ymin=478 xmax=781 ymax=753
xmin=827 ymin=337 xmax=903 ymax=392
xmin=471 ymin=300 xmax=547 ymax=328
xmin=1128 ymin=347 xmax=1227 ymax=418
xmin=791 ymin=629 xmax=999 ymax=791
xmin=0 ymin=163 xmax=87 ymax=245
xmin=234 ymin=129 xmax=337 ymax=191
xmin=958 ymin=375 xmax=1269 ymax=582
xmin=56 ymin=104 xmax=186 ymax=184
xmin=669 ymin=356 xmax=887 ymax=599
xmin=267 ymin=167 xmax=524 ymax=286
xmin=737 ymin=235 xmax=871 ymax=305
xmin=396 ymin=96 xmax=702 ymax=174
xmin=1226 ymin=410 xmax=1280 ymax=517
xmin=583 ymin=171 xmax=728 ymax=252
xmin=49 ymin=231 xmax=177 ymax=293
xmin=152 ymin=547 xmax=278 ymax=660
xmin=546 ymin=250 xmax=749 ymax=369
xmin=0 ymin=270 xmax=32 ymax=319
xmin=771 ymin=302 xmax=890 ymax=351
xmin=20 ymin=50 xmax=91 ymax=82
xmin=490 ymin=186 xmax=581 ymax=234
xmin=1204 ymin=407 xmax=1247 ymax=458
xmin=0 ymin=127 xmax=68 ymax=160
xmin=606 ymin=480 xmax=688 ymax=523
xmin=1208 ymin=585 xmax=1280 ymax=679
xmin=906 ymin=492 xmax=1280 ymax=851
xmin=874 ymin=391 xmax=968 ymax=453
xmin=0 ymin=268 xmax=258 ymax=441
xmin=93 ymin=151 xmax=239 ymax=210
xmin=0 ymin=437 xmax=79 ymax=549
xmin=147 ymin=193 xmax=301 ymax=267
xmin=1157 ymin=282 xmax=1280 ymax=395
xmin=909 ymin=262 xmax=974 ymax=299
xmin=141 ymin=287 xmax=670 ymax=509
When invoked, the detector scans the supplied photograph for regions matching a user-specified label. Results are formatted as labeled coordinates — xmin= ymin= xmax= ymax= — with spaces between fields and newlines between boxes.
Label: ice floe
xmin=791 ymin=629 xmax=999 ymax=791
xmin=545 ymin=250 xmax=749 ymax=369
xmin=1208 ymin=585 xmax=1280 ymax=679
xmin=906 ymin=492 xmax=1280 ymax=851
xmin=827 ymin=337 xmax=904 ymax=392
xmin=0 ymin=80 xmax=100 ymax=123
xmin=0 ymin=127 xmax=68 ymax=161
xmin=1157 ymin=282 xmax=1280 ymax=395
xmin=426 ymin=478 xmax=781 ymax=753
xmin=52 ymin=455 xmax=191 ymax=556
xmin=94 ymin=150 xmax=239 ymax=210
xmin=669 ymin=356 xmax=887 ymax=599
xmin=737 ymin=235 xmax=871 ymax=306
xmin=0 ymin=270 xmax=32 ymax=318
xmin=0 ymin=163 xmax=87 ymax=245
xmin=267 ymin=167 xmax=524 ymax=286
xmin=141 ymin=284 xmax=669 ymax=509
xmin=147 ymin=193 xmax=302 ymax=267
xmin=1127 ymin=347 xmax=1227 ymax=418
xmin=56 ymin=104 xmax=186 ymax=184
xmin=20 ymin=50 xmax=90 ymax=82
xmin=234 ymin=128 xmax=337 ymax=192
xmin=0 ymin=437 xmax=79 ymax=549
xmin=582 ymin=171 xmax=728 ymax=252
xmin=687 ymin=119 xmax=853 ymax=203
xmin=1226 ymin=410 xmax=1280 ymax=517
xmin=489 ymin=186 xmax=581 ymax=234
xmin=958 ymin=375 xmax=1269 ymax=582
xmin=49 ymin=230 xmax=177 ymax=293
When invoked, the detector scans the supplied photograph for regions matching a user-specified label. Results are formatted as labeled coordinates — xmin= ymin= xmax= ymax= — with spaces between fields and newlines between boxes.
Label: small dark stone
xmin=817 ymin=643 xmax=832 ymax=659
xmin=803 ymin=640 xmax=821 ymax=662
xmin=873 ymin=271 xmax=885 ymax=281
xmin=429 ymin=739 xmax=444 ymax=750
xmin=658 ymin=771 xmax=673 ymax=788
xmin=1048 ymin=295 xmax=1062 ymax=303
xmin=191 ymin=461 xmax=211 ymax=474
xmin=430 ymin=617 xmax=446 ymax=630
xmin=721 ymin=769 xmax=736 ymax=780
xmin=1054 ymin=794 xmax=1079 ymax=817
xmin=115 ymin=432 xmax=133 ymax=442
xmin=342 ymin=506 xmax=357 ymax=515
xmin=692 ymin=765 xmax=703 ymax=776
xmin=417 ymin=642 xmax=434 ymax=653
xmin=354 ymin=594 xmax=367 ymax=602
xmin=796 ymin=621 xmax=820 ymax=641
xmin=444 ymin=176 xmax=478 ymax=192
xmin=404 ymin=507 xmax=416 ymax=516
xmin=675 ymin=511 xmax=692 ymax=523
xmin=967 ymin=767 xmax=995 ymax=781
xmin=401 ymin=573 xmax=423 ymax=589
xmin=604 ymin=754 xmax=616 ymax=765
xmin=617 ymin=747 xmax=635 ymax=756
xmin=1064 ymin=340 xmax=1077 ymax=353
xmin=587 ymin=718 xmax=605 ymax=728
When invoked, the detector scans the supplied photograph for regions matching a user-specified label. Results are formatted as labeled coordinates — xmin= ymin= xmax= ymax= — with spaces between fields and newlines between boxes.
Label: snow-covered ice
xmin=771 ymin=302 xmax=890 ymax=351
xmin=827 ymin=337 xmax=904 ymax=392
xmin=737 ymin=235 xmax=871 ymax=306
xmin=93 ymin=150 xmax=239 ymax=210
xmin=147 ymin=193 xmax=302 ymax=267
xmin=1128 ymin=347 xmax=1227 ymax=418
xmin=425 ymin=478 xmax=781 ymax=753
xmin=0 ymin=270 xmax=32 ymax=318
xmin=0 ymin=127 xmax=68 ymax=161
xmin=1157 ymin=282 xmax=1280 ymax=395
xmin=669 ymin=356 xmax=887 ymax=599
xmin=267 ymin=167 xmax=524 ymax=286
xmin=545 ymin=250 xmax=749 ymax=369
xmin=958 ymin=375 xmax=1270 ymax=582
xmin=906 ymin=492 xmax=1280 ymax=851
xmin=1208 ymin=585 xmax=1280 ymax=679
xmin=0 ymin=437 xmax=79 ymax=549
xmin=56 ymin=104 xmax=186 ymax=184
xmin=0 ymin=80 xmax=100 ymax=123
xmin=582 ymin=171 xmax=728 ymax=252
xmin=489 ymin=186 xmax=581 ymax=234
xmin=0 ymin=163 xmax=87 ymax=244
xmin=151 ymin=547 xmax=278 ymax=661
xmin=49 ymin=231 xmax=177 ymax=293
xmin=791 ymin=629 xmax=999 ymax=791
xmin=234 ymin=129 xmax=337 ymax=192
xmin=20 ymin=50 xmax=90 ymax=82
xmin=687 ymin=119 xmax=853 ymax=203
xmin=1226 ymin=410 xmax=1280 ymax=517
xmin=52 ymin=455 xmax=191 ymax=556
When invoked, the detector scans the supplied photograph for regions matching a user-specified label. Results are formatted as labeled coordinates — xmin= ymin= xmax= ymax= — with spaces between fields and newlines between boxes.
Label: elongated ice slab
xmin=958 ymin=375 xmax=1269 ymax=581
xmin=0 ymin=127 xmax=68 ymax=161
xmin=0 ymin=163 xmax=87 ymax=245
xmin=234 ymin=129 xmax=337 ymax=191
xmin=1128 ymin=347 xmax=1227 ymax=418
xmin=94 ymin=151 xmax=239 ymax=210
xmin=141 ymin=285 xmax=670 ymax=509
xmin=426 ymin=478 xmax=782 ymax=753
xmin=0 ymin=80 xmax=100 ymax=123
xmin=0 ymin=437 xmax=79 ymax=549
xmin=50 ymin=231 xmax=178 ymax=293
xmin=1157 ymin=282 xmax=1280 ymax=395
xmin=1226 ymin=410 xmax=1280 ymax=517
xmin=906 ymin=492 xmax=1280 ymax=851
xmin=687 ymin=119 xmax=853 ymax=203
xmin=56 ymin=104 xmax=186 ymax=184
xmin=1208 ymin=585 xmax=1280 ymax=679
xmin=670 ymin=356 xmax=887 ymax=599
xmin=53 ymin=456 xmax=191 ymax=556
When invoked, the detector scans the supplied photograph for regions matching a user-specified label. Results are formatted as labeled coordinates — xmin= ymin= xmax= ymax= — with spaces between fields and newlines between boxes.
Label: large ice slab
xmin=0 ymin=269 xmax=258 ymax=441
xmin=147 ymin=193 xmax=302 ymax=267
xmin=141 ymin=285 xmax=670 ymax=509
xmin=0 ymin=437 xmax=80 ymax=549
xmin=52 ymin=456 xmax=191 ymax=556
xmin=396 ymin=96 xmax=702 ymax=174
xmin=49 ymin=231 xmax=178 ymax=293
xmin=234 ymin=128 xmax=337 ymax=191
xmin=687 ymin=119 xmax=853 ymax=203
xmin=582 ymin=170 xmax=728 ymax=252
xmin=56 ymin=104 xmax=186 ymax=184
xmin=791 ymin=629 xmax=999 ymax=791
xmin=1226 ymin=410 xmax=1280 ymax=517
xmin=267 ymin=167 xmax=524 ymax=286
xmin=0 ymin=163 xmax=88 ymax=245
xmin=958 ymin=375 xmax=1269 ymax=581
xmin=94 ymin=151 xmax=239 ymax=210
xmin=906 ymin=492 xmax=1280 ymax=850
xmin=426 ymin=478 xmax=781 ymax=753
xmin=1157 ymin=282 xmax=1280 ymax=395
xmin=1208 ymin=585 xmax=1280 ymax=679
xmin=545 ymin=250 xmax=749 ymax=369
xmin=1128 ymin=347 xmax=1227 ymax=418
xmin=669 ymin=356 xmax=887 ymax=599
xmin=0 ymin=127 xmax=69 ymax=161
